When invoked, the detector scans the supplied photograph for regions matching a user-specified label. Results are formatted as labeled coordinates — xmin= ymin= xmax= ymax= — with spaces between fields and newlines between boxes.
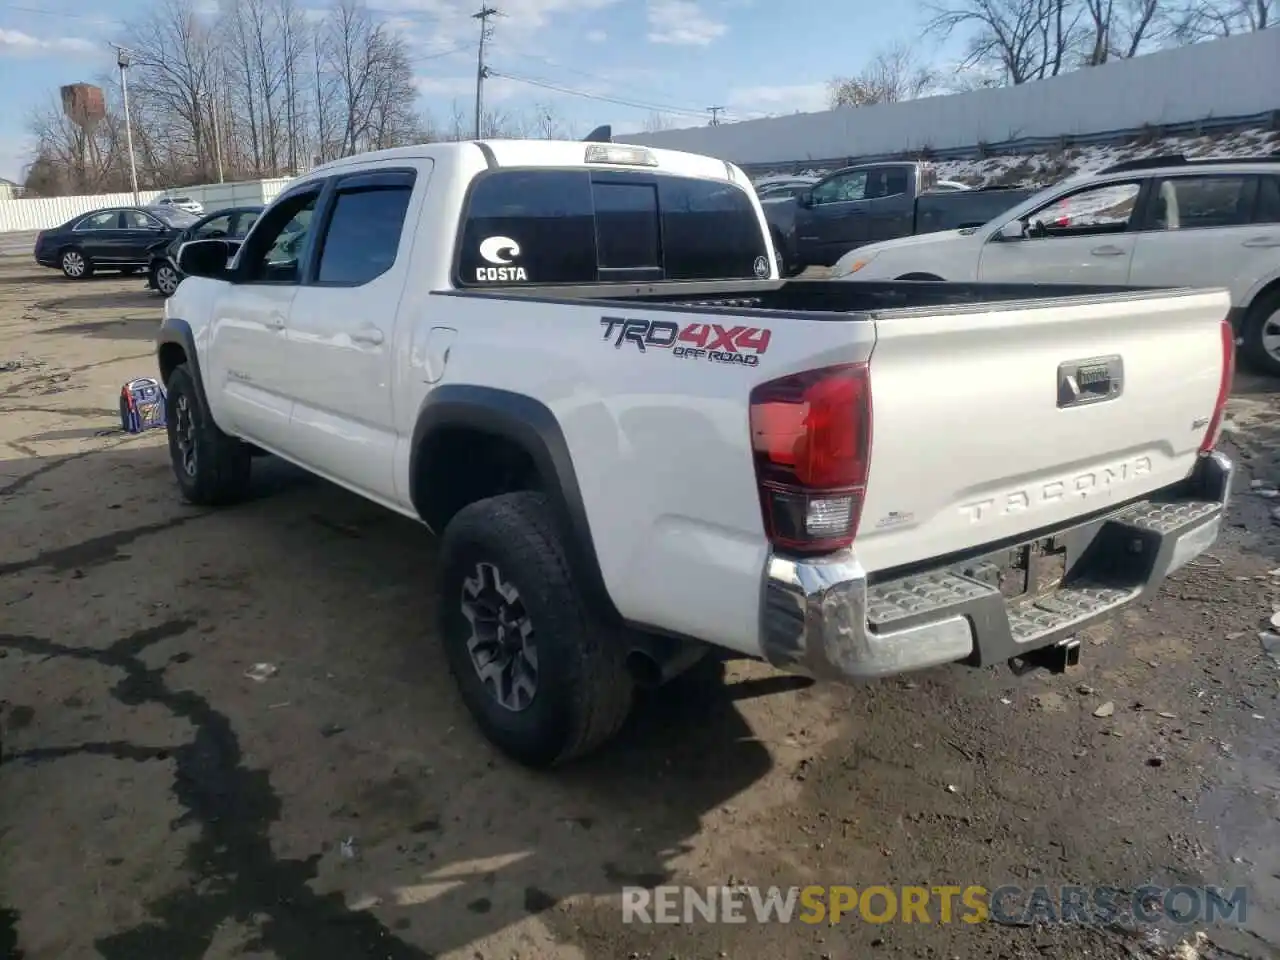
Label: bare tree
xmin=642 ymin=111 xmax=679 ymax=132
xmin=829 ymin=42 xmax=939 ymax=108
xmin=1169 ymin=0 xmax=1273 ymax=39
xmin=322 ymin=0 xmax=417 ymax=156
xmin=276 ymin=0 xmax=307 ymax=173
xmin=1080 ymin=0 xmax=1165 ymax=64
xmin=924 ymin=0 xmax=1081 ymax=84
xmin=22 ymin=0 xmax=613 ymax=194
xmin=25 ymin=92 xmax=125 ymax=194
xmin=529 ymin=103 xmax=574 ymax=139
xmin=121 ymin=0 xmax=219 ymax=180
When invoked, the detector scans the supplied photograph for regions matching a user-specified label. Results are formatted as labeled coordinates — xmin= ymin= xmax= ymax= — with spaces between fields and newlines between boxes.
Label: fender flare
xmin=410 ymin=385 xmax=622 ymax=624
xmin=155 ymin=317 xmax=209 ymax=403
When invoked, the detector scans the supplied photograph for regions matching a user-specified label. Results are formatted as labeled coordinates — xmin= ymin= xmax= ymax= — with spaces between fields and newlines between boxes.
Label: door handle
xmin=1242 ymin=236 xmax=1280 ymax=248
xmin=352 ymin=326 xmax=384 ymax=345
xmin=1090 ymin=245 xmax=1126 ymax=257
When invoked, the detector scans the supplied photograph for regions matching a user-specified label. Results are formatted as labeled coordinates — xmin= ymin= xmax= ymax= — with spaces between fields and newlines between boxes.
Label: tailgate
xmin=856 ymin=288 xmax=1230 ymax=574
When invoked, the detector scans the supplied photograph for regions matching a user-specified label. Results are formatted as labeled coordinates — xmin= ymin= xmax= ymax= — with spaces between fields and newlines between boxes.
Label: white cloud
xmin=729 ymin=82 xmax=830 ymax=117
xmin=371 ymin=0 xmax=618 ymax=46
xmin=0 ymin=29 xmax=97 ymax=57
xmin=585 ymin=28 xmax=607 ymax=41
xmin=646 ymin=0 xmax=726 ymax=46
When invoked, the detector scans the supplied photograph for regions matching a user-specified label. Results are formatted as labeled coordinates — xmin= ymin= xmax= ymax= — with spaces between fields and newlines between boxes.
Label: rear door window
xmin=457 ymin=169 xmax=769 ymax=286
xmin=1256 ymin=176 xmax=1280 ymax=224
xmin=77 ymin=211 xmax=120 ymax=231
xmin=1147 ymin=175 xmax=1255 ymax=230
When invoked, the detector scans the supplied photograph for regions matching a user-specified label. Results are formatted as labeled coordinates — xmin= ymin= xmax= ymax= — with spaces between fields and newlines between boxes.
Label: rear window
xmin=456 ymin=169 xmax=770 ymax=286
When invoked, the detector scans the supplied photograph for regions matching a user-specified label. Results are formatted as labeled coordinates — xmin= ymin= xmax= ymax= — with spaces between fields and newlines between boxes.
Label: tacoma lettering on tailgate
xmin=959 ymin=456 xmax=1153 ymax=523
xmin=600 ymin=317 xmax=772 ymax=367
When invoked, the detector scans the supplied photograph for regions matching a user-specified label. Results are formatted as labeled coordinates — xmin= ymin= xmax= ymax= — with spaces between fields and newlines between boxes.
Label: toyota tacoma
xmin=156 ymin=138 xmax=1236 ymax=768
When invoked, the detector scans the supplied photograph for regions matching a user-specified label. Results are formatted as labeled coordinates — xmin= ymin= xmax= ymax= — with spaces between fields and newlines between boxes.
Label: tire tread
xmin=439 ymin=491 xmax=633 ymax=766
xmin=165 ymin=363 xmax=251 ymax=506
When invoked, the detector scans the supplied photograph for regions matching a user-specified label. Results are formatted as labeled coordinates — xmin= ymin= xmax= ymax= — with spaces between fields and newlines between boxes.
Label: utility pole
xmin=114 ymin=45 xmax=140 ymax=204
xmin=707 ymin=106 xmax=725 ymax=126
xmin=472 ymin=5 xmax=500 ymax=140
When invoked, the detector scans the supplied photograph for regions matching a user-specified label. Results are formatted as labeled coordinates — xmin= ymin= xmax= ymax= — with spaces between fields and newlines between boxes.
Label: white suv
xmin=832 ymin=156 xmax=1280 ymax=375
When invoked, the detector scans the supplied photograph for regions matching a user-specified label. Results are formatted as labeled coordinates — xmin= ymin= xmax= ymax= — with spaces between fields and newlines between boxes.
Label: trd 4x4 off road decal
xmin=600 ymin=317 xmax=772 ymax=367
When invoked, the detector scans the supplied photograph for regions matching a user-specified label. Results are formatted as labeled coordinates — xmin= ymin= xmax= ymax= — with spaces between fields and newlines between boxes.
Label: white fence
xmin=0 ymin=177 xmax=293 ymax=233
xmin=619 ymin=29 xmax=1280 ymax=166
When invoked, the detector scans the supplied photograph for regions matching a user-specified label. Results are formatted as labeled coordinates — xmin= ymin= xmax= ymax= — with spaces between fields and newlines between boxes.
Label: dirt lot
xmin=2 ymin=259 xmax=1280 ymax=960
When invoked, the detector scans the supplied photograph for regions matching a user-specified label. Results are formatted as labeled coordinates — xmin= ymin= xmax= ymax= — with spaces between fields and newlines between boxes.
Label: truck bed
xmin=436 ymin=278 xmax=1230 ymax=586
xmin=439 ymin=278 xmax=1172 ymax=318
xmin=913 ymin=187 xmax=1038 ymax=233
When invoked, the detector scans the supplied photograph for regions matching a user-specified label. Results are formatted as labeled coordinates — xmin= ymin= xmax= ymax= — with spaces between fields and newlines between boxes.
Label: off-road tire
xmin=1240 ymin=289 xmax=1280 ymax=378
xmin=163 ymin=362 xmax=251 ymax=506
xmin=438 ymin=491 xmax=634 ymax=768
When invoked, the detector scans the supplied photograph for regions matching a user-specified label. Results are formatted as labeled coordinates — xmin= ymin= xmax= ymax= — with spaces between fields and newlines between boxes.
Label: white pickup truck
xmin=157 ymin=138 xmax=1236 ymax=768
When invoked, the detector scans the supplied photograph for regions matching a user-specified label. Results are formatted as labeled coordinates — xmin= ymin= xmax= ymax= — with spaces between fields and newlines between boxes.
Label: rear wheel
xmin=1240 ymin=289 xmax=1280 ymax=378
xmin=438 ymin=491 xmax=634 ymax=768
xmin=60 ymin=248 xmax=92 ymax=280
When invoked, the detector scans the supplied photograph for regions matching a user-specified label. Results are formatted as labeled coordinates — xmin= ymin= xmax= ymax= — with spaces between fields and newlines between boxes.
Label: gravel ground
xmin=2 ymin=262 xmax=1280 ymax=960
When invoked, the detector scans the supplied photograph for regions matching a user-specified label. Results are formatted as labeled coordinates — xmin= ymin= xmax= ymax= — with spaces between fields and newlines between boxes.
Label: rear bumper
xmin=760 ymin=451 xmax=1233 ymax=682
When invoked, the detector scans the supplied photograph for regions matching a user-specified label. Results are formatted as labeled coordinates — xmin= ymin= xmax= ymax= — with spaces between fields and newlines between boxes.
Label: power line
xmin=486 ymin=69 xmax=709 ymax=119
xmin=408 ymin=43 xmax=476 ymax=64
xmin=0 ymin=2 xmax=121 ymax=21
xmin=491 ymin=48 xmax=711 ymax=117
xmin=707 ymin=105 xmax=725 ymax=125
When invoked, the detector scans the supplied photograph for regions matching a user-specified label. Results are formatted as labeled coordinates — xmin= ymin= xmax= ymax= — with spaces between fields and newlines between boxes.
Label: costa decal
xmin=475 ymin=235 xmax=527 ymax=282
xmin=600 ymin=317 xmax=772 ymax=367
xmin=753 ymin=255 xmax=770 ymax=278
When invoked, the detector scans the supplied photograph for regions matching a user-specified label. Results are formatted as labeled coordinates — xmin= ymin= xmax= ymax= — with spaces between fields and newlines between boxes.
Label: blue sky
xmin=0 ymin=0 xmax=964 ymax=183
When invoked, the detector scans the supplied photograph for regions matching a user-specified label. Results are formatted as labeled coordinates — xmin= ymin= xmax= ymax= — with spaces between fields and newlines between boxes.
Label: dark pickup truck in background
xmin=763 ymin=161 xmax=1038 ymax=275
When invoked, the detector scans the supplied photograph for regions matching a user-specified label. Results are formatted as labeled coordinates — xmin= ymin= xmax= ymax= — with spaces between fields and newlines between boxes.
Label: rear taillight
xmin=1199 ymin=318 xmax=1235 ymax=454
xmin=749 ymin=362 xmax=871 ymax=555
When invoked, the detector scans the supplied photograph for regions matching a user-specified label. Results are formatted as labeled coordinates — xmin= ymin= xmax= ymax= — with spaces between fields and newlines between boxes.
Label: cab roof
xmin=307 ymin=138 xmax=744 ymax=185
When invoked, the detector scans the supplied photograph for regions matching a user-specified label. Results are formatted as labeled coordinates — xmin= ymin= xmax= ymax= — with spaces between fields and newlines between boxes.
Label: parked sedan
xmin=147 ymin=205 xmax=262 ymax=296
xmin=34 ymin=205 xmax=200 ymax=279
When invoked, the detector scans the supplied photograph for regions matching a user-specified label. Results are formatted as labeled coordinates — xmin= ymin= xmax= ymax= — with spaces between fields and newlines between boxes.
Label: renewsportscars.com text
xmin=621 ymin=884 xmax=1248 ymax=926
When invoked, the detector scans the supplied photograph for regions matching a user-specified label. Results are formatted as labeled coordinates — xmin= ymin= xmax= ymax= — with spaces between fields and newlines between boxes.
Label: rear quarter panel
xmin=414 ymin=293 xmax=875 ymax=655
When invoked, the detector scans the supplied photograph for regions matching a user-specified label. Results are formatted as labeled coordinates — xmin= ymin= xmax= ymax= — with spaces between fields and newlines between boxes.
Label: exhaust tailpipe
xmin=625 ymin=634 xmax=708 ymax=688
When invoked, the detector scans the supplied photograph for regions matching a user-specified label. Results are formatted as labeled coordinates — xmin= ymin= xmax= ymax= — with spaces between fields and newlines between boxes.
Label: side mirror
xmin=177 ymin=239 xmax=231 ymax=280
xmin=997 ymin=220 xmax=1026 ymax=241
xmin=796 ymin=190 xmax=813 ymax=208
